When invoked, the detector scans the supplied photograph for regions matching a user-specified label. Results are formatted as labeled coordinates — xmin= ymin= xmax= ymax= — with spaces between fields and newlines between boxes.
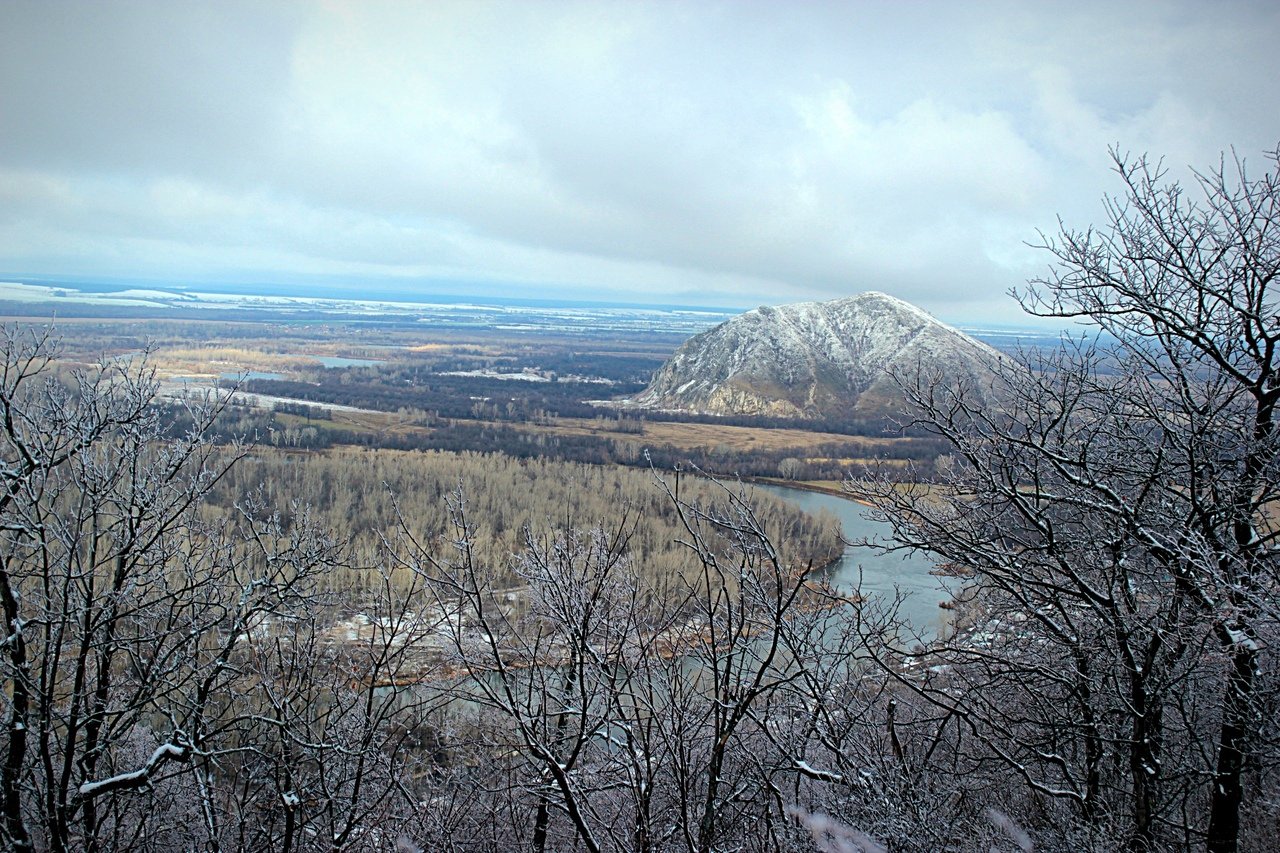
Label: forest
xmin=199 ymin=445 xmax=844 ymax=594
xmin=158 ymin=399 xmax=950 ymax=483
xmin=0 ymin=147 xmax=1277 ymax=853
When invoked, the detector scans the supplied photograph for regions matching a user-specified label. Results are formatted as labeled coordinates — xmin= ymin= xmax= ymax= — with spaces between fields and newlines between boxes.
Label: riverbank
xmin=740 ymin=476 xmax=875 ymax=505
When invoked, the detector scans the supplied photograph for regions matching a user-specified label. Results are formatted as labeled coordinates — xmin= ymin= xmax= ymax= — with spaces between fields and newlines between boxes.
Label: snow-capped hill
xmin=629 ymin=292 xmax=1001 ymax=421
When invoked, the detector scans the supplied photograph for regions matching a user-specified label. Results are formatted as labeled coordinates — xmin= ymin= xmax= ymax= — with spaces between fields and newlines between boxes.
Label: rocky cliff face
xmin=630 ymin=292 xmax=1001 ymax=421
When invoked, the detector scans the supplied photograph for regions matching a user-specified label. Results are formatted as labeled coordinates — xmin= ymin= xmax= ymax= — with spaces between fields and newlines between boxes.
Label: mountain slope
xmin=629 ymin=292 xmax=1001 ymax=421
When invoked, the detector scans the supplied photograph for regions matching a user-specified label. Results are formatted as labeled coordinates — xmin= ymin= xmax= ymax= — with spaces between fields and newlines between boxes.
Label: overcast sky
xmin=2 ymin=1 xmax=1277 ymax=322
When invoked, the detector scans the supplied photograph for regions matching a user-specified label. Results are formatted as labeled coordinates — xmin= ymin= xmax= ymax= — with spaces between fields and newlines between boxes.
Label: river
xmin=373 ymin=483 xmax=954 ymax=696
xmin=754 ymin=483 xmax=955 ymax=637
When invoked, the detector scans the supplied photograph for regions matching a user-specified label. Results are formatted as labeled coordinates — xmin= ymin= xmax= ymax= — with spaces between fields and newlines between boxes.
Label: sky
xmin=1 ymin=0 xmax=1277 ymax=323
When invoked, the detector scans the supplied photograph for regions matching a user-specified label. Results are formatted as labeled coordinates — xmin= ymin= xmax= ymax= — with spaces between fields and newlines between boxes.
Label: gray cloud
xmin=1 ymin=0 xmax=1277 ymax=321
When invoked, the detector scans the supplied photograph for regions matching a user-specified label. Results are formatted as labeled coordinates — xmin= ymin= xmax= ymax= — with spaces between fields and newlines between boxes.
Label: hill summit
xmin=629 ymin=291 xmax=1000 ymax=422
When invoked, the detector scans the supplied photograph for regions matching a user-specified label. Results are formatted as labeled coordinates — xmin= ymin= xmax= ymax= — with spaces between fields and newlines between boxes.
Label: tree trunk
xmin=1206 ymin=643 xmax=1257 ymax=853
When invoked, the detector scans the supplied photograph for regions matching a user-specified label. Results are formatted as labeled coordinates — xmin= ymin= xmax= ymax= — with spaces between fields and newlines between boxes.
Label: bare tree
xmin=395 ymin=474 xmax=850 ymax=853
xmin=0 ymin=330 xmax=260 ymax=851
xmin=856 ymin=145 xmax=1280 ymax=852
xmin=0 ymin=331 xmax=434 ymax=852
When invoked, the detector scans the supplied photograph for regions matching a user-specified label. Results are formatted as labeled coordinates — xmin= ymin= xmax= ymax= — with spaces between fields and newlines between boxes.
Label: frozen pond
xmin=315 ymin=355 xmax=385 ymax=368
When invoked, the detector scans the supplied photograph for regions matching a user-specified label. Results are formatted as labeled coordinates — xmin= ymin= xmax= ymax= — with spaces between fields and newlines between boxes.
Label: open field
xmin=541 ymin=416 xmax=903 ymax=451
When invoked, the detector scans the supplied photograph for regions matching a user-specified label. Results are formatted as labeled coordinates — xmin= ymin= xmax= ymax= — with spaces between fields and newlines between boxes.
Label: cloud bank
xmin=2 ymin=0 xmax=1277 ymax=321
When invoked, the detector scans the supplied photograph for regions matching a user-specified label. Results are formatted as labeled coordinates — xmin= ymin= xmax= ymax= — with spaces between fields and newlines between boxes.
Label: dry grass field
xmin=314 ymin=407 xmax=909 ymax=469
xmin=540 ymin=416 xmax=901 ymax=452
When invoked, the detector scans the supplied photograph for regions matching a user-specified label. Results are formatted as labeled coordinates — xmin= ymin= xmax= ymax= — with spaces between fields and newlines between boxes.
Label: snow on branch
xmin=77 ymin=742 xmax=189 ymax=798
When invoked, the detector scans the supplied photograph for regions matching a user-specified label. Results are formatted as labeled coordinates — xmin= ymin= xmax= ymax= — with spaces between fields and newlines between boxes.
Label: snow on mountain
xmin=628 ymin=291 xmax=1002 ymax=421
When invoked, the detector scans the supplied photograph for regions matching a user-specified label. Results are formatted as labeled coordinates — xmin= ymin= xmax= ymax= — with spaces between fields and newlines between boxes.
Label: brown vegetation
xmin=200 ymin=446 xmax=844 ymax=596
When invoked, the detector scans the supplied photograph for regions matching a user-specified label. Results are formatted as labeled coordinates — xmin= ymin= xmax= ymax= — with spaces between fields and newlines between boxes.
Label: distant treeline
xmin=601 ymin=405 xmax=924 ymax=437
xmin=235 ymin=369 xmax=924 ymax=437
xmin=158 ymin=402 xmax=948 ymax=482
xmin=235 ymin=370 xmax=649 ymax=421
xmin=420 ymin=350 xmax=664 ymax=381
xmin=377 ymin=422 xmax=948 ymax=481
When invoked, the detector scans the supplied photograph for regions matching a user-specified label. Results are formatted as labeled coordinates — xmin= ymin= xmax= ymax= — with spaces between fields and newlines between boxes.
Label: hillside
xmin=627 ymin=291 xmax=1001 ymax=421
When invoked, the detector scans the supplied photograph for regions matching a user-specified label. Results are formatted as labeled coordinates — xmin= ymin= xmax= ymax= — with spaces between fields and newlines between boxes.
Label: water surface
xmin=755 ymin=483 xmax=955 ymax=636
xmin=315 ymin=355 xmax=384 ymax=368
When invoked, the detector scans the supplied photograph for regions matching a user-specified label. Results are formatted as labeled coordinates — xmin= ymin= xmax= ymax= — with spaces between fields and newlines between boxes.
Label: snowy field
xmin=0 ymin=281 xmax=737 ymax=336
